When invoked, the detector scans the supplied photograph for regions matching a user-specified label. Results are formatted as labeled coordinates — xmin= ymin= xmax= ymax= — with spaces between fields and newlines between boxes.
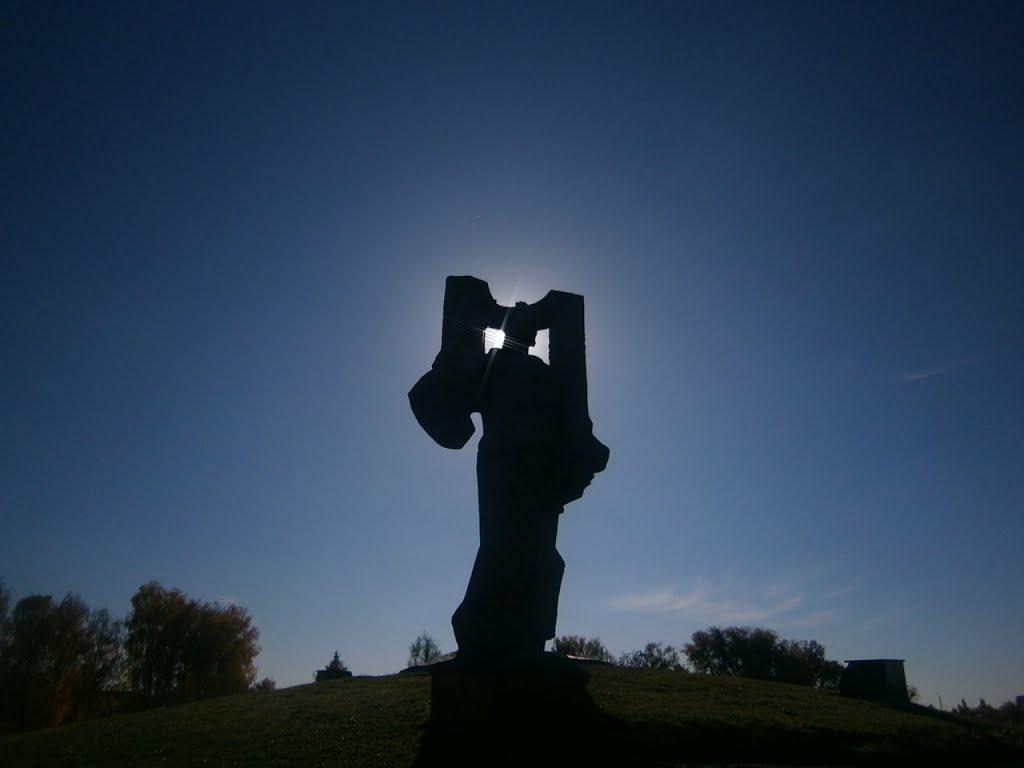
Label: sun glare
xmin=482 ymin=327 xmax=548 ymax=361
xmin=483 ymin=327 xmax=505 ymax=351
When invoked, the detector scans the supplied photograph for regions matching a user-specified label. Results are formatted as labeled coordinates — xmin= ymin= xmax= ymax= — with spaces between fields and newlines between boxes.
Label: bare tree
xmin=619 ymin=641 xmax=682 ymax=670
xmin=407 ymin=631 xmax=442 ymax=667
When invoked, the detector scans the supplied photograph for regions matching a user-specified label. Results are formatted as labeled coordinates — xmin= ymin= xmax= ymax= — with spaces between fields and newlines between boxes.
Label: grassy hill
xmin=3 ymin=664 xmax=1021 ymax=767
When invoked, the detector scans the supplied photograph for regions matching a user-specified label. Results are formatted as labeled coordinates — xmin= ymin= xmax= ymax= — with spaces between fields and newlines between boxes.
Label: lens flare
xmin=483 ymin=327 xmax=505 ymax=351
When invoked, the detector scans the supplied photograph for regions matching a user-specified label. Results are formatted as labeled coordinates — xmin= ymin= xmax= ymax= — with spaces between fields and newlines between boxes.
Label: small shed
xmin=840 ymin=659 xmax=909 ymax=706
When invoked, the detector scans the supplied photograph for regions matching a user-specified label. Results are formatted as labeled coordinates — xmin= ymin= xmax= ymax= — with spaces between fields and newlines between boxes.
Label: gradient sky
xmin=3 ymin=1 xmax=1022 ymax=708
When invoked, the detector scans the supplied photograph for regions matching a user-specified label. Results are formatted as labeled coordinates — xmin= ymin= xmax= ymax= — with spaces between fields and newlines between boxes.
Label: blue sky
xmin=2 ymin=1 xmax=1022 ymax=708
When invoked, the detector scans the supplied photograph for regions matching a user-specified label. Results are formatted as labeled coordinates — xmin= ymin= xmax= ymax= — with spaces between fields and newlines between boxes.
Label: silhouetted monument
xmin=840 ymin=659 xmax=909 ymax=706
xmin=410 ymin=276 xmax=609 ymax=664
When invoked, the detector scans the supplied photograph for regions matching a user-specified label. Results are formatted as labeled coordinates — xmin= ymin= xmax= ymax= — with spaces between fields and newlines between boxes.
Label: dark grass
xmin=2 ymin=666 xmax=1021 ymax=767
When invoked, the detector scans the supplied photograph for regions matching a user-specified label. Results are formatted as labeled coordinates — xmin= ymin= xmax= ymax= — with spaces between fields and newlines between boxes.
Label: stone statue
xmin=409 ymin=276 xmax=609 ymax=663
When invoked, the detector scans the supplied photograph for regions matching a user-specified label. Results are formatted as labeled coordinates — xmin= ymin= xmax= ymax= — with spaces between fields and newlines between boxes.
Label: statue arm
xmin=408 ymin=276 xmax=498 ymax=449
xmin=408 ymin=363 xmax=479 ymax=450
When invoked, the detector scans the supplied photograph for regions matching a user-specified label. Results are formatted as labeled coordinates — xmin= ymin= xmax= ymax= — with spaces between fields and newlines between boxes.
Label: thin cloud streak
xmin=608 ymin=581 xmax=723 ymax=613
xmin=608 ymin=583 xmax=806 ymax=625
xmin=899 ymin=357 xmax=979 ymax=383
xmin=607 ymin=567 xmax=866 ymax=629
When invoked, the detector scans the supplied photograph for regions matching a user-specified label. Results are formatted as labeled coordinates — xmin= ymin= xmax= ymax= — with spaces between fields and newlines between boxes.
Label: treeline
xmin=403 ymin=626 xmax=844 ymax=688
xmin=685 ymin=626 xmax=843 ymax=688
xmin=954 ymin=697 xmax=1024 ymax=723
xmin=553 ymin=635 xmax=685 ymax=669
xmin=0 ymin=580 xmax=263 ymax=732
xmin=552 ymin=626 xmax=844 ymax=688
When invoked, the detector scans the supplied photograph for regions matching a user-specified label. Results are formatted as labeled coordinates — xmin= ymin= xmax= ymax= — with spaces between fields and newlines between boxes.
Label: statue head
xmin=502 ymin=302 xmax=538 ymax=353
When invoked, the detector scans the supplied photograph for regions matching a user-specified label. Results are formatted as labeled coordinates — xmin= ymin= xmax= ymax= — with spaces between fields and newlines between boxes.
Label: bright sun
xmin=482 ymin=327 xmax=548 ymax=360
xmin=483 ymin=327 xmax=505 ymax=351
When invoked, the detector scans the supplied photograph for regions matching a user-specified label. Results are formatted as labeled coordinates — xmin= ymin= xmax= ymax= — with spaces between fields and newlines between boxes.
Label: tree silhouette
xmin=78 ymin=608 xmax=125 ymax=717
xmin=407 ymin=632 xmax=442 ymax=667
xmin=316 ymin=651 xmax=352 ymax=681
xmin=618 ymin=642 xmax=682 ymax=670
xmin=551 ymin=634 xmax=614 ymax=662
xmin=124 ymin=582 xmax=259 ymax=703
xmin=685 ymin=626 xmax=777 ymax=678
xmin=0 ymin=580 xmax=9 ymax=630
xmin=253 ymin=677 xmax=277 ymax=692
xmin=124 ymin=582 xmax=190 ymax=701
xmin=0 ymin=592 xmax=124 ymax=730
xmin=684 ymin=626 xmax=842 ymax=688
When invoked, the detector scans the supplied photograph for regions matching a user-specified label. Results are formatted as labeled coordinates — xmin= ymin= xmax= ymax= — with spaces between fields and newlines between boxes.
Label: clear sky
xmin=2 ymin=1 xmax=1022 ymax=708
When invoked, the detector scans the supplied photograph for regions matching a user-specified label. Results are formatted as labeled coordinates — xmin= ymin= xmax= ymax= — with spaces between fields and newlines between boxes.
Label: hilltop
xmin=2 ymin=664 xmax=1021 ymax=766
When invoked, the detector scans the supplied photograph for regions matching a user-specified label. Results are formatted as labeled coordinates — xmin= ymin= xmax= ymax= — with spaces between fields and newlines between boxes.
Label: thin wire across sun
xmin=444 ymin=316 xmax=550 ymax=404
xmin=447 ymin=316 xmax=547 ymax=358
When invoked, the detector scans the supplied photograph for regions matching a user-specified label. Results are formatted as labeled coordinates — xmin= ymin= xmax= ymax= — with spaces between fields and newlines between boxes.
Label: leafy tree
xmin=407 ymin=631 xmax=442 ymax=667
xmin=0 ymin=580 xmax=9 ymax=630
xmin=0 ymin=594 xmax=82 ymax=729
xmin=326 ymin=651 xmax=348 ymax=673
xmin=997 ymin=699 xmax=1024 ymax=724
xmin=954 ymin=697 xmax=1022 ymax=723
xmin=124 ymin=582 xmax=259 ymax=703
xmin=618 ymin=642 xmax=681 ymax=670
xmin=684 ymin=626 xmax=841 ymax=688
xmin=253 ymin=677 xmax=277 ymax=692
xmin=124 ymin=582 xmax=191 ymax=701
xmin=0 ymin=580 xmax=9 ymax=673
xmin=552 ymin=634 xmax=614 ymax=662
xmin=817 ymin=659 xmax=844 ymax=690
xmin=0 ymin=581 xmax=8 ymax=682
xmin=77 ymin=608 xmax=126 ymax=717
xmin=773 ymin=639 xmax=829 ymax=686
xmin=685 ymin=626 xmax=777 ymax=679
xmin=182 ymin=601 xmax=259 ymax=698
xmin=0 ymin=591 xmax=124 ymax=730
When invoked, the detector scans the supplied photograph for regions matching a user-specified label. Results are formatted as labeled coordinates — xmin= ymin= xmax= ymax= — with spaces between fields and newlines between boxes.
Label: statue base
xmin=412 ymin=653 xmax=610 ymax=765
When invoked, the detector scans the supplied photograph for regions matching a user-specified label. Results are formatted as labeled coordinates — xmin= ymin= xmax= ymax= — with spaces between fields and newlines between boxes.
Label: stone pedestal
xmin=413 ymin=654 xmax=609 ymax=765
